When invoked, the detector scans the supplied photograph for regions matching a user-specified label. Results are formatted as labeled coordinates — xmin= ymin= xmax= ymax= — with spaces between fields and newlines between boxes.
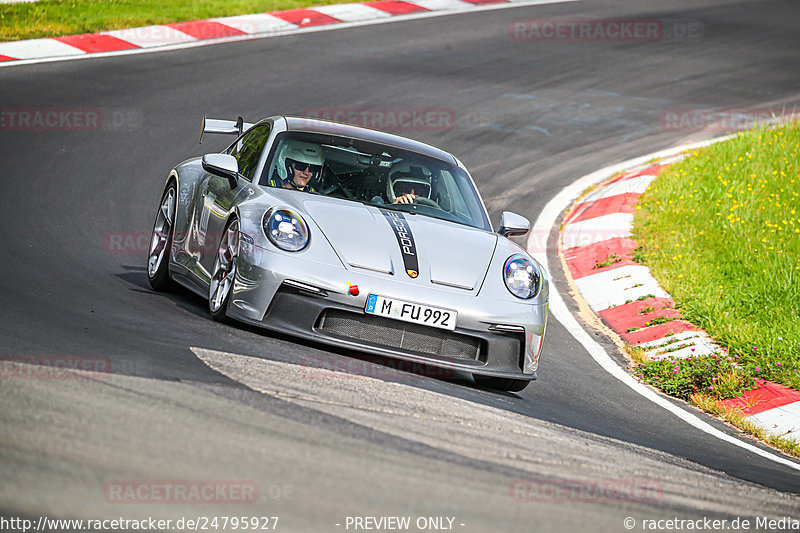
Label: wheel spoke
xmin=226 ymin=225 xmax=240 ymax=257
xmin=149 ymin=241 xmax=164 ymax=263
xmin=209 ymin=220 xmax=239 ymax=314
xmin=211 ymin=276 xmax=227 ymax=309
xmin=148 ymin=187 xmax=175 ymax=278
xmin=161 ymin=190 xmax=174 ymax=225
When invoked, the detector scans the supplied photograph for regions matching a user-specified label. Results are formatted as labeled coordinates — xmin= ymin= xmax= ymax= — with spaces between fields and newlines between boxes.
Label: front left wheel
xmin=209 ymin=217 xmax=240 ymax=322
xmin=147 ymin=183 xmax=177 ymax=291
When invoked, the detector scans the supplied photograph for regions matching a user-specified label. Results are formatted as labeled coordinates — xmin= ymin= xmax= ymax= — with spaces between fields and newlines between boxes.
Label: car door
xmin=194 ymin=122 xmax=272 ymax=283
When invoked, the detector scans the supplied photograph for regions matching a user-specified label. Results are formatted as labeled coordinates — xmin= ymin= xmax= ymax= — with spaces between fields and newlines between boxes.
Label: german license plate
xmin=365 ymin=294 xmax=457 ymax=331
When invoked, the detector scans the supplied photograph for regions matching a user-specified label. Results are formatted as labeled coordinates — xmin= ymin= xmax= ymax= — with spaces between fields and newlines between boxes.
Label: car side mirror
xmin=498 ymin=211 xmax=530 ymax=237
xmin=202 ymin=154 xmax=239 ymax=189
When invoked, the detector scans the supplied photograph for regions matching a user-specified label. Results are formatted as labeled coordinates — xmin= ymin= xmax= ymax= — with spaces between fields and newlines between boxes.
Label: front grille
xmin=318 ymin=309 xmax=481 ymax=361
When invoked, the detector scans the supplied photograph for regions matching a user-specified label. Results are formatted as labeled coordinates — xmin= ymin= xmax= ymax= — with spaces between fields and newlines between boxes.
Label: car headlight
xmin=503 ymin=254 xmax=540 ymax=299
xmin=263 ymin=207 xmax=309 ymax=252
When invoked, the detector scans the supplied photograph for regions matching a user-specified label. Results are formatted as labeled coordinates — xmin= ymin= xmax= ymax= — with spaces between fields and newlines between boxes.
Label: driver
xmin=268 ymin=140 xmax=324 ymax=193
xmin=387 ymin=162 xmax=432 ymax=205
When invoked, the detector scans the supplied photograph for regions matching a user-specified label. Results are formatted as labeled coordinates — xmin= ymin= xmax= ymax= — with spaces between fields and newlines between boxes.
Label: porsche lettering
xmin=381 ymin=209 xmax=420 ymax=278
xmin=394 ymin=221 xmax=415 ymax=256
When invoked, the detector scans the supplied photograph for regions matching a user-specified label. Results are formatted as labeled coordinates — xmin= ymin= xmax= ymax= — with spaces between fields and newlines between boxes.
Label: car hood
xmin=298 ymin=197 xmax=498 ymax=294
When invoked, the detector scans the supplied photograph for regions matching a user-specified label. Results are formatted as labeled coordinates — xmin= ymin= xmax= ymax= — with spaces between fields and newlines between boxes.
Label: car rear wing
xmin=199 ymin=115 xmax=255 ymax=144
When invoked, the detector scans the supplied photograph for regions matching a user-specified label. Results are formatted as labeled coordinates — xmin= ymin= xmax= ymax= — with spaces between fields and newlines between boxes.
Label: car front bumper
xmin=227 ymin=243 xmax=547 ymax=380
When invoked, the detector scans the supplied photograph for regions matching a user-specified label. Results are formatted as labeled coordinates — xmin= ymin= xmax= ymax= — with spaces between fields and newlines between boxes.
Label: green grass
xmin=1 ymin=0 xmax=361 ymax=42
xmin=633 ymin=121 xmax=800 ymax=391
xmin=593 ymin=253 xmax=622 ymax=269
xmin=634 ymin=351 xmax=756 ymax=401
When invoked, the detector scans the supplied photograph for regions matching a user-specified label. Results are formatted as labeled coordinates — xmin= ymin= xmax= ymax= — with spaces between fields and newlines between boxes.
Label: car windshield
xmin=260 ymin=131 xmax=491 ymax=231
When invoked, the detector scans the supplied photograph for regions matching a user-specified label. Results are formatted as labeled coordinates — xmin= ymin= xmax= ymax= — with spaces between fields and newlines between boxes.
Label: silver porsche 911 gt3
xmin=147 ymin=115 xmax=548 ymax=391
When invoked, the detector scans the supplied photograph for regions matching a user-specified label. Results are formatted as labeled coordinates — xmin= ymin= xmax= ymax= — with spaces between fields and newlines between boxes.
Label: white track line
xmin=573 ymin=264 xmax=670 ymax=311
xmin=528 ymin=138 xmax=800 ymax=472
xmin=0 ymin=38 xmax=83 ymax=59
xmin=312 ymin=3 xmax=394 ymax=21
xmin=103 ymin=26 xmax=197 ymax=48
xmin=586 ymin=173 xmax=658 ymax=201
xmin=209 ymin=14 xmax=297 ymax=34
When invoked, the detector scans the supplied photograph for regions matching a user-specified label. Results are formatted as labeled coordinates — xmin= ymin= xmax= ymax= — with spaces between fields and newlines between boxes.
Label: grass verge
xmin=1 ymin=0 xmax=360 ymax=42
xmin=632 ymin=350 xmax=755 ymax=401
xmin=632 ymin=120 xmax=800 ymax=392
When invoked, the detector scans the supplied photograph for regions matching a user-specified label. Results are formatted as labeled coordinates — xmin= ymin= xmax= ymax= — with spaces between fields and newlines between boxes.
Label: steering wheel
xmin=413 ymin=196 xmax=439 ymax=208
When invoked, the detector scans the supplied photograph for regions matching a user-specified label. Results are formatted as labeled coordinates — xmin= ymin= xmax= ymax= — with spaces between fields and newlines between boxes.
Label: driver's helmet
xmin=276 ymin=140 xmax=325 ymax=183
xmin=386 ymin=162 xmax=432 ymax=203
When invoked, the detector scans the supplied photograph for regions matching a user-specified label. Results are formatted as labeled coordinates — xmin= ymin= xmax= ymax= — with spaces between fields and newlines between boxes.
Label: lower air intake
xmin=319 ymin=309 xmax=481 ymax=361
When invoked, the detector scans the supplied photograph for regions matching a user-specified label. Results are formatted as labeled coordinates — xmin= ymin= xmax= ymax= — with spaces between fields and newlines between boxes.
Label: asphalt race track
xmin=2 ymin=0 xmax=800 ymax=529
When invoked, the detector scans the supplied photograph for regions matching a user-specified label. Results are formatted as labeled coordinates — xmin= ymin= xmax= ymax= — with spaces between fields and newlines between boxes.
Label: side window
xmin=233 ymin=124 xmax=271 ymax=181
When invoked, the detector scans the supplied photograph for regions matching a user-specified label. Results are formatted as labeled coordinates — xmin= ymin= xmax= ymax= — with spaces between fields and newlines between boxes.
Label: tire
xmin=147 ymin=182 xmax=177 ymax=291
xmin=473 ymin=375 xmax=530 ymax=392
xmin=208 ymin=217 xmax=240 ymax=322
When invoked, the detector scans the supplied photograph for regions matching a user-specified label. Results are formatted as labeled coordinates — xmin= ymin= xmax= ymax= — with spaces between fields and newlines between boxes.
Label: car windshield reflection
xmin=261 ymin=131 xmax=491 ymax=232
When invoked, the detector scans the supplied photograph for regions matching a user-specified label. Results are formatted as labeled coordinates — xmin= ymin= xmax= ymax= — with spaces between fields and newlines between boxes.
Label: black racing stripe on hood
xmin=379 ymin=208 xmax=420 ymax=278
